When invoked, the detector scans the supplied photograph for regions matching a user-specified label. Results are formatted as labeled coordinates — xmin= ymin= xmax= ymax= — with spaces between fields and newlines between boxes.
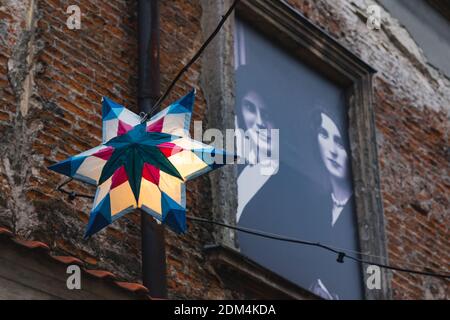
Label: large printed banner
xmin=234 ymin=19 xmax=363 ymax=300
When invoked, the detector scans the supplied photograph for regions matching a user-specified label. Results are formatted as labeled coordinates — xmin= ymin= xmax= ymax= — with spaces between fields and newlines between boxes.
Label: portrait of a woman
xmin=304 ymin=102 xmax=363 ymax=299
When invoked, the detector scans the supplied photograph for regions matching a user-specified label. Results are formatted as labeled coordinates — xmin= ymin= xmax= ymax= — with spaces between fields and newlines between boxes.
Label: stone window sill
xmin=203 ymin=244 xmax=320 ymax=300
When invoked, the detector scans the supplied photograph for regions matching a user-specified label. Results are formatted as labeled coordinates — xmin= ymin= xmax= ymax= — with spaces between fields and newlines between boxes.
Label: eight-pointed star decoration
xmin=48 ymin=90 xmax=236 ymax=238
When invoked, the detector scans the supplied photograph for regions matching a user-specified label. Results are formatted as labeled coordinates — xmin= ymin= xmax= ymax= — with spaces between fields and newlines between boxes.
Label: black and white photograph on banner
xmin=235 ymin=18 xmax=363 ymax=300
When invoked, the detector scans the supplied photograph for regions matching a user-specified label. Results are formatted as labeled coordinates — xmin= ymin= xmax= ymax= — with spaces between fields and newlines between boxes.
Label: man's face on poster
xmin=240 ymin=90 xmax=274 ymax=156
xmin=317 ymin=113 xmax=349 ymax=179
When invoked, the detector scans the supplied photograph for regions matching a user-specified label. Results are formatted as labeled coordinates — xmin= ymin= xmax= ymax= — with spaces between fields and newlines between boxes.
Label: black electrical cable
xmin=186 ymin=215 xmax=450 ymax=280
xmin=54 ymin=183 xmax=450 ymax=280
xmin=141 ymin=0 xmax=240 ymax=122
xmin=57 ymin=178 xmax=95 ymax=201
xmin=54 ymin=0 xmax=450 ymax=281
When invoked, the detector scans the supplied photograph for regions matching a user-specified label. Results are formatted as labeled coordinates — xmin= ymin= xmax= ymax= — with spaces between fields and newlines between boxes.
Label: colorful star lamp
xmin=48 ymin=90 xmax=235 ymax=238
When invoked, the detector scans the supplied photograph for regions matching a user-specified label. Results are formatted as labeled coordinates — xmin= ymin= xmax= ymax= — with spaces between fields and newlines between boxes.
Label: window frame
xmin=200 ymin=0 xmax=391 ymax=300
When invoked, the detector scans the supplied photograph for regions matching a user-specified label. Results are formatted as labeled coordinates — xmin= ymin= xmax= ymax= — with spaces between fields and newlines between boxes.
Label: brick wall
xmin=0 ymin=0 xmax=448 ymax=299
xmin=1 ymin=0 xmax=142 ymax=282
xmin=0 ymin=0 xmax=243 ymax=300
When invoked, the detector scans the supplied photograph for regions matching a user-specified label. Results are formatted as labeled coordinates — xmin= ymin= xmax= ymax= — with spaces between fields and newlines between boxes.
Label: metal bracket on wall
xmin=56 ymin=178 xmax=94 ymax=201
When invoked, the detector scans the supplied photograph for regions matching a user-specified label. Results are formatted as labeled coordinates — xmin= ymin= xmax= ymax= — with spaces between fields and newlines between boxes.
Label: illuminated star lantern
xmin=48 ymin=90 xmax=235 ymax=238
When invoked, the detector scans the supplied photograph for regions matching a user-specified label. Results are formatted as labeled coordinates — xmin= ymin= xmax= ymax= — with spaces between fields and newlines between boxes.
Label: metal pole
xmin=138 ymin=0 xmax=167 ymax=298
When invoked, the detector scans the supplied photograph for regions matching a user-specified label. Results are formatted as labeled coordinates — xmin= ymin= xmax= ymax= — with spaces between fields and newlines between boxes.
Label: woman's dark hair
xmin=302 ymin=96 xmax=353 ymax=193
xmin=235 ymin=64 xmax=277 ymax=130
xmin=306 ymin=95 xmax=353 ymax=191
xmin=309 ymin=96 xmax=350 ymax=151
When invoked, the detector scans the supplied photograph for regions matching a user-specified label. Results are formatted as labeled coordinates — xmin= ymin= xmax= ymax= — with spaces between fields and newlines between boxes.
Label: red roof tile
xmin=0 ymin=226 xmax=151 ymax=299
xmin=51 ymin=255 xmax=84 ymax=265
xmin=13 ymin=238 xmax=50 ymax=251
xmin=0 ymin=227 xmax=13 ymax=237
xmin=114 ymin=281 xmax=149 ymax=295
xmin=84 ymin=269 xmax=116 ymax=280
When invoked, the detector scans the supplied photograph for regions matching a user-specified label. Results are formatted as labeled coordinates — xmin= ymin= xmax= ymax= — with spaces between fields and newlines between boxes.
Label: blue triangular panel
xmin=102 ymin=97 xmax=124 ymax=121
xmin=48 ymin=156 xmax=85 ymax=177
xmin=169 ymin=89 xmax=195 ymax=114
xmin=177 ymin=88 xmax=195 ymax=111
xmin=161 ymin=192 xmax=187 ymax=234
xmin=169 ymin=104 xmax=189 ymax=115
xmin=164 ymin=209 xmax=187 ymax=234
xmin=84 ymin=196 xmax=112 ymax=238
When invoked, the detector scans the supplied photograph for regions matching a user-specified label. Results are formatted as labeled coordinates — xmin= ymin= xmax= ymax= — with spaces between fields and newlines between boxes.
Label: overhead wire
xmin=186 ymin=215 xmax=450 ymax=280
xmin=140 ymin=0 xmax=241 ymax=122
xmin=54 ymin=0 xmax=449 ymax=281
